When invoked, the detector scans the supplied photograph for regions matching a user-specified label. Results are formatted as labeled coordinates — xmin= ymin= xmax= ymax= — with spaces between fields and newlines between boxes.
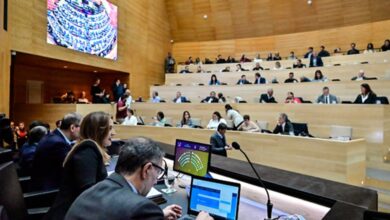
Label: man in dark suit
xmin=201 ymin=91 xmax=219 ymax=103
xmin=304 ymin=47 xmax=313 ymax=58
xmin=273 ymin=113 xmax=294 ymax=135
xmin=65 ymin=137 xmax=212 ymax=220
xmin=32 ymin=113 xmax=82 ymax=190
xmin=236 ymin=74 xmax=251 ymax=85
xmin=260 ymin=88 xmax=277 ymax=103
xmin=216 ymin=54 xmax=226 ymax=63
xmin=293 ymin=59 xmax=306 ymax=68
xmin=284 ymin=72 xmax=299 ymax=83
xmin=318 ymin=45 xmax=330 ymax=57
xmin=316 ymin=87 xmax=338 ymax=104
xmin=253 ymin=72 xmax=266 ymax=84
xmin=347 ymin=43 xmax=360 ymax=55
xmin=309 ymin=52 xmax=324 ymax=67
xmin=173 ymin=91 xmax=189 ymax=103
xmin=210 ymin=123 xmax=232 ymax=157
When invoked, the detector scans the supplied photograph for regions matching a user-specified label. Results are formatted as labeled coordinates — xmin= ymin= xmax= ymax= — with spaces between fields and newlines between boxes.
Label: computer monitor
xmin=188 ymin=176 xmax=240 ymax=220
xmin=173 ymin=139 xmax=211 ymax=177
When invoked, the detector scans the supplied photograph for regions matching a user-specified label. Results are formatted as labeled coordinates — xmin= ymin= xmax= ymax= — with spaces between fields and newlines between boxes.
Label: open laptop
xmin=180 ymin=176 xmax=240 ymax=220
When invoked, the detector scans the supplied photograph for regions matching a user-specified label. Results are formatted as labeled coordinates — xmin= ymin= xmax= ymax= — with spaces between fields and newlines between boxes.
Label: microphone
xmin=232 ymin=142 xmax=273 ymax=220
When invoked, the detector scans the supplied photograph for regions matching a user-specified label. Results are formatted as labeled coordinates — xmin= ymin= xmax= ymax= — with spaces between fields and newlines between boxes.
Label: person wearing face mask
xmin=44 ymin=111 xmax=115 ymax=220
xmin=65 ymin=137 xmax=213 ymax=220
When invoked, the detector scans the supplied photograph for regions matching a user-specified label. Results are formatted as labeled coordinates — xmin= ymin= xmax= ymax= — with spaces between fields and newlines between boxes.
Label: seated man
xmin=237 ymin=115 xmax=260 ymax=132
xmin=221 ymin=66 xmax=231 ymax=72
xmin=347 ymin=43 xmax=360 ymax=55
xmin=351 ymin=70 xmax=368 ymax=81
xmin=284 ymin=72 xmax=299 ymax=83
xmin=253 ymin=72 xmax=266 ymax=84
xmin=201 ymin=91 xmax=219 ymax=103
xmin=304 ymin=47 xmax=313 ymax=58
xmin=316 ymin=87 xmax=338 ymax=104
xmin=173 ymin=91 xmax=189 ymax=103
xmin=210 ymin=123 xmax=232 ymax=157
xmin=179 ymin=66 xmax=192 ymax=74
xmin=318 ymin=45 xmax=330 ymax=57
xmin=216 ymin=54 xmax=226 ymax=63
xmin=259 ymin=88 xmax=277 ymax=103
xmin=273 ymin=113 xmax=294 ymax=135
xmin=236 ymin=64 xmax=248 ymax=72
xmin=252 ymin=62 xmax=264 ymax=71
xmin=309 ymin=52 xmax=324 ymax=67
xmin=236 ymin=74 xmax=251 ymax=85
xmin=65 ymin=137 xmax=212 ymax=220
xmin=293 ymin=59 xmax=306 ymax=68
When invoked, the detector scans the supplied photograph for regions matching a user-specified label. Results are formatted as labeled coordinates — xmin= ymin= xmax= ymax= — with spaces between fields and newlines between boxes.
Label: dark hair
xmin=157 ymin=111 xmax=164 ymax=120
xmin=320 ymin=45 xmax=325 ymax=49
xmin=255 ymin=72 xmax=260 ymax=77
xmin=115 ymin=137 xmax=164 ymax=175
xmin=243 ymin=115 xmax=250 ymax=120
xmin=308 ymin=47 xmax=313 ymax=50
xmin=225 ymin=104 xmax=233 ymax=112
xmin=213 ymin=111 xmax=222 ymax=121
xmin=323 ymin=86 xmax=329 ymax=90
xmin=314 ymin=70 xmax=323 ymax=80
xmin=153 ymin=91 xmax=159 ymax=96
xmin=367 ymin=43 xmax=374 ymax=50
xmin=60 ymin=112 xmax=82 ymax=130
xmin=210 ymin=74 xmax=218 ymax=84
xmin=280 ymin=113 xmax=289 ymax=122
xmin=181 ymin=111 xmax=191 ymax=126
xmin=289 ymin=72 xmax=294 ymax=76
xmin=241 ymin=74 xmax=246 ymax=78
xmin=28 ymin=126 xmax=47 ymax=145
xmin=361 ymin=83 xmax=375 ymax=95
xmin=127 ymin=108 xmax=134 ymax=115
xmin=288 ymin=91 xmax=294 ymax=96
xmin=217 ymin=123 xmax=228 ymax=131
xmin=351 ymin=42 xmax=356 ymax=47
xmin=29 ymin=120 xmax=50 ymax=131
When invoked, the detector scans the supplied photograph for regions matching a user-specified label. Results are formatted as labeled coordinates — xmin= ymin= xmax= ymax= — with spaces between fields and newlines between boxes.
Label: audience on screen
xmin=316 ymin=87 xmax=338 ymax=104
xmin=237 ymin=115 xmax=260 ymax=132
xmin=179 ymin=111 xmax=194 ymax=128
xmin=318 ymin=45 xmax=330 ymax=57
xmin=122 ymin=109 xmax=137 ymax=126
xmin=201 ymin=91 xmax=219 ymax=103
xmin=284 ymin=72 xmax=299 ymax=83
xmin=382 ymin=39 xmax=390 ymax=51
xmin=206 ymin=111 xmax=227 ymax=130
xmin=347 ymin=43 xmax=360 ymax=55
xmin=236 ymin=74 xmax=251 ymax=85
xmin=77 ymin=91 xmax=89 ymax=104
xmin=173 ymin=91 xmax=189 ymax=103
xmin=225 ymin=104 xmax=244 ymax=130
xmin=273 ymin=113 xmax=294 ymax=135
xmin=209 ymin=74 xmax=221 ymax=85
xmin=153 ymin=111 xmax=167 ymax=127
xmin=364 ymin=43 xmax=375 ymax=54
xmin=293 ymin=59 xmax=306 ymax=68
xmin=354 ymin=83 xmax=377 ymax=104
xmin=210 ymin=123 xmax=232 ymax=157
xmin=151 ymin=91 xmax=161 ymax=103
xmin=309 ymin=52 xmax=324 ymax=67
xmin=32 ymin=112 xmax=82 ymax=191
xmin=165 ymin=52 xmax=176 ymax=73
xmin=351 ymin=70 xmax=368 ymax=81
xmin=252 ymin=62 xmax=264 ymax=71
xmin=260 ymin=88 xmax=277 ymax=103
xmin=285 ymin=92 xmax=302 ymax=104
xmin=312 ymin=70 xmax=328 ymax=82
xmin=254 ymin=72 xmax=267 ymax=84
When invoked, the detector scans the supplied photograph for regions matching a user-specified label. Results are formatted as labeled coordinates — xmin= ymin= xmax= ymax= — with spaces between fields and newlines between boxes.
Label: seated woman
xmin=237 ymin=115 xmax=260 ymax=132
xmin=209 ymin=74 xmax=221 ymax=85
xmin=77 ymin=91 xmax=89 ymax=104
xmin=122 ymin=109 xmax=138 ymax=126
xmin=206 ymin=111 xmax=227 ymax=130
xmin=179 ymin=111 xmax=194 ymax=128
xmin=353 ymin=83 xmax=377 ymax=104
xmin=153 ymin=111 xmax=167 ymax=127
xmin=285 ymin=92 xmax=302 ymax=104
xmin=312 ymin=70 xmax=328 ymax=82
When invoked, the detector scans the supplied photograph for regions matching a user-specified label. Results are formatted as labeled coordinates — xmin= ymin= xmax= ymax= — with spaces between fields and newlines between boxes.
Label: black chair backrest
xmin=377 ymin=96 xmax=389 ymax=104
xmin=0 ymin=149 xmax=12 ymax=165
xmin=0 ymin=162 xmax=27 ymax=220
xmin=364 ymin=210 xmax=390 ymax=220
xmin=292 ymin=123 xmax=309 ymax=136
xmin=0 ymin=206 xmax=10 ymax=220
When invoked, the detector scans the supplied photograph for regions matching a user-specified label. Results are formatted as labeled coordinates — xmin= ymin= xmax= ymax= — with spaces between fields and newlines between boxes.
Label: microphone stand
xmin=236 ymin=147 xmax=273 ymax=220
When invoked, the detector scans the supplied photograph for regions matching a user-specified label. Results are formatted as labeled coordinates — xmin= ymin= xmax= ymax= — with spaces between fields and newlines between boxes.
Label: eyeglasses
xmin=150 ymin=162 xmax=166 ymax=179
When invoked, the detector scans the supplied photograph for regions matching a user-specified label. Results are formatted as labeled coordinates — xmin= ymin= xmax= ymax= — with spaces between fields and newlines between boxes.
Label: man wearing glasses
xmin=65 ymin=137 xmax=213 ymax=220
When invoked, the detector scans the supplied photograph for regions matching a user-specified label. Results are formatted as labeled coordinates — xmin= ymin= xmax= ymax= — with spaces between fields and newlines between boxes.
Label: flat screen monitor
xmin=173 ymin=139 xmax=211 ymax=177
xmin=47 ymin=0 xmax=118 ymax=60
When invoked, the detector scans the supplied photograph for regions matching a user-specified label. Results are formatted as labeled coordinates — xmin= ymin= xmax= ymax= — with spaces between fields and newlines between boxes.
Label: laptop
xmin=180 ymin=176 xmax=240 ymax=220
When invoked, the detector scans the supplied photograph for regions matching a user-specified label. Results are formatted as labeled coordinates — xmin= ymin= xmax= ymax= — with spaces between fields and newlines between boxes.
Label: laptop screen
xmin=188 ymin=176 xmax=240 ymax=220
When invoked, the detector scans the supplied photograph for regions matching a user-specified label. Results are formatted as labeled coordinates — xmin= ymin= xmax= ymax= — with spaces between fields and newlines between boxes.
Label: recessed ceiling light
xmin=203 ymin=14 xmax=208 ymax=19
xmin=63 ymin=66 xmax=68 ymax=68
xmin=93 ymin=70 xmax=98 ymax=73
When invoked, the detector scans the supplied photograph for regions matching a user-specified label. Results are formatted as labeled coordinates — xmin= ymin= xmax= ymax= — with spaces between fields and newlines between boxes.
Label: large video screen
xmin=47 ymin=0 xmax=118 ymax=60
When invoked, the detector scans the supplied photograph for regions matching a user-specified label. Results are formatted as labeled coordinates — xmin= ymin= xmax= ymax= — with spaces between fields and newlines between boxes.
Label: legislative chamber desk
xmin=114 ymin=125 xmax=366 ymax=186
xmin=107 ymin=141 xmax=377 ymax=220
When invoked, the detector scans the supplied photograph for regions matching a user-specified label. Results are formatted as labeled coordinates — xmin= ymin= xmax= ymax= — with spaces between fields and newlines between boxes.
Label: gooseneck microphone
xmin=232 ymin=142 xmax=273 ymax=220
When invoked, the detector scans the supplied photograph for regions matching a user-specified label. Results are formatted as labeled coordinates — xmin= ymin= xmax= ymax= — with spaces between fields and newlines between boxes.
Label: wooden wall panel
xmin=0 ymin=0 xmax=10 ymax=116
xmin=172 ymin=20 xmax=390 ymax=62
xmin=7 ymin=0 xmax=171 ymax=114
xmin=167 ymin=0 xmax=390 ymax=42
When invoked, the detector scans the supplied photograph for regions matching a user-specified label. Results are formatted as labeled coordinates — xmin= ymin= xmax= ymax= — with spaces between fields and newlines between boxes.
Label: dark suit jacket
xmin=254 ymin=77 xmax=266 ymax=84
xmin=65 ymin=173 xmax=164 ymax=220
xmin=351 ymin=76 xmax=368 ymax=81
xmin=32 ymin=129 xmax=72 ymax=190
xmin=354 ymin=93 xmax=377 ymax=104
xmin=259 ymin=94 xmax=277 ymax=103
xmin=309 ymin=56 xmax=324 ymax=67
xmin=210 ymin=132 xmax=227 ymax=157
xmin=45 ymin=140 xmax=108 ymax=220
xmin=173 ymin=96 xmax=188 ymax=103
xmin=318 ymin=50 xmax=330 ymax=57
xmin=236 ymin=79 xmax=251 ymax=85
xmin=201 ymin=96 xmax=219 ymax=103
xmin=273 ymin=121 xmax=294 ymax=135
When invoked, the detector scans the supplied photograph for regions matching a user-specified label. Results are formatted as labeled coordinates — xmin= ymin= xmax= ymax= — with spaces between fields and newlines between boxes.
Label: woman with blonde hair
xmin=45 ymin=111 xmax=115 ymax=220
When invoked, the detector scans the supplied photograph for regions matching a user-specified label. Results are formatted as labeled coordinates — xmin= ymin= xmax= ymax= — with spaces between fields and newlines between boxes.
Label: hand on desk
xmin=163 ymin=204 xmax=182 ymax=220
xmin=196 ymin=211 xmax=213 ymax=220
